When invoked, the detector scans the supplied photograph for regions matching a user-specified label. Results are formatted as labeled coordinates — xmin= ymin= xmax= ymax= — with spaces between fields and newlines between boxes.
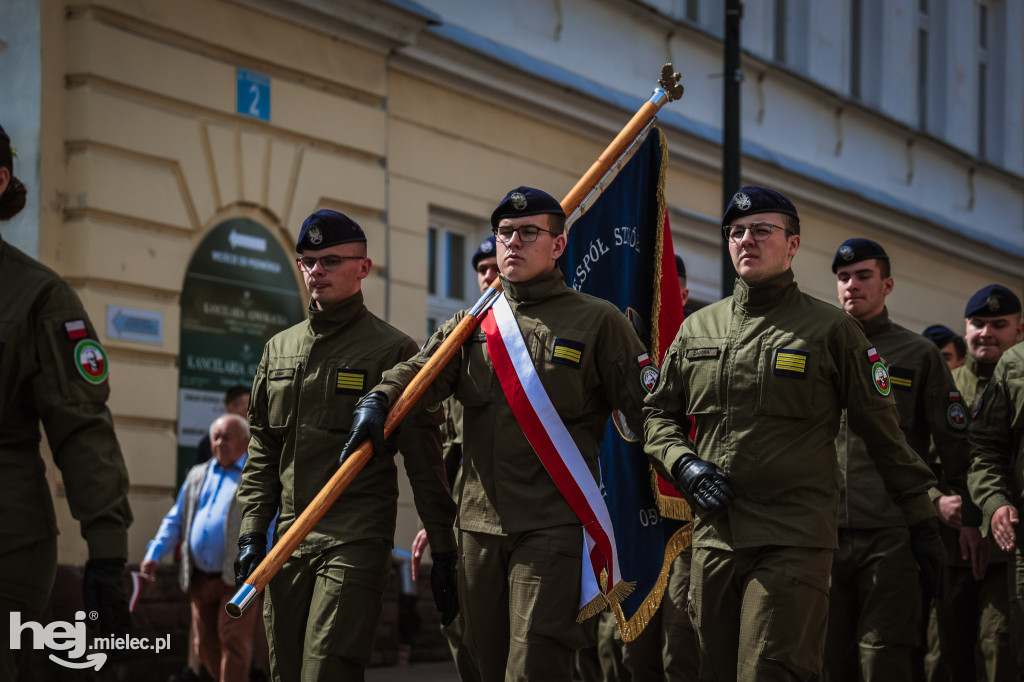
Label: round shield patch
xmin=871 ymin=361 xmax=890 ymax=396
xmin=640 ymin=366 xmax=660 ymax=393
xmin=308 ymin=225 xmax=323 ymax=245
xmin=947 ymin=403 xmax=967 ymax=430
xmin=74 ymin=339 xmax=109 ymax=384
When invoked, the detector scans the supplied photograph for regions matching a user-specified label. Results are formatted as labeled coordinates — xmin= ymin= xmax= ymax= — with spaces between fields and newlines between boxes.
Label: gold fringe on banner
xmin=610 ymin=523 xmax=692 ymax=641
xmin=653 ymin=469 xmax=693 ymax=521
xmin=648 ymin=127 xmax=670 ymax=363
xmin=577 ymin=570 xmax=637 ymax=623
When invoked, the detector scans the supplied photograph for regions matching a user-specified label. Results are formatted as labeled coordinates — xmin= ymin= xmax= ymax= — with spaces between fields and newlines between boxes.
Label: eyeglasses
xmin=492 ymin=225 xmax=558 ymax=244
xmin=722 ymin=222 xmax=790 ymax=243
xmin=295 ymin=255 xmax=364 ymax=273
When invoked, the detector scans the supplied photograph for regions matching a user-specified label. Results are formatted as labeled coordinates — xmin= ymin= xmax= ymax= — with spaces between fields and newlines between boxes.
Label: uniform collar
xmin=733 ymin=268 xmax=798 ymax=312
xmin=966 ymin=352 xmax=997 ymax=380
xmin=858 ymin=307 xmax=892 ymax=337
xmin=500 ymin=267 xmax=566 ymax=305
xmin=308 ymin=290 xmax=367 ymax=334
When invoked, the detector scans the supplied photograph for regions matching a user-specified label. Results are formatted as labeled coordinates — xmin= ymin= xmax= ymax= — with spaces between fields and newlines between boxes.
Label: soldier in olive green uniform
xmin=0 ymin=123 xmax=133 ymax=678
xmin=941 ymin=285 xmax=1024 ymax=681
xmin=644 ymin=187 xmax=943 ymax=682
xmin=234 ymin=210 xmax=457 ymax=682
xmin=968 ymin=333 xmax=1024 ymax=676
xmin=824 ymin=239 xmax=978 ymax=682
xmin=344 ymin=187 xmax=673 ymax=682
xmin=410 ymin=236 xmax=498 ymax=682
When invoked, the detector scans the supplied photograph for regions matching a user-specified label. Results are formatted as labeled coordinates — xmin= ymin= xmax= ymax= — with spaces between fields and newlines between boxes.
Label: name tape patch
xmin=269 ymin=368 xmax=295 ymax=381
xmin=685 ymin=347 xmax=720 ymax=360
xmin=773 ymin=348 xmax=808 ymax=378
xmin=552 ymin=338 xmax=585 ymax=369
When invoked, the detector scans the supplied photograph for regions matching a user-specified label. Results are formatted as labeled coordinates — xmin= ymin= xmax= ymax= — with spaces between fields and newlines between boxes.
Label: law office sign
xmin=177 ymin=218 xmax=304 ymax=483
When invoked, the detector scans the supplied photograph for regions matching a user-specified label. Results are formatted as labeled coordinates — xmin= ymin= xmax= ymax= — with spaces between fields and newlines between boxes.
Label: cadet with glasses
xmin=644 ymin=186 xmax=943 ymax=681
xmin=235 ymin=209 xmax=457 ymax=682
xmin=340 ymin=187 xmax=674 ymax=682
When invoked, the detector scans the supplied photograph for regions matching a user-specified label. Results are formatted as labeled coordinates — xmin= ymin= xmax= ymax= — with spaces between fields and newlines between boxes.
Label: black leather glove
xmin=672 ymin=455 xmax=735 ymax=511
xmin=430 ymin=551 xmax=460 ymax=627
xmin=339 ymin=391 xmax=395 ymax=466
xmin=83 ymin=558 xmax=131 ymax=636
xmin=234 ymin=532 xmax=267 ymax=588
xmin=909 ymin=518 xmax=947 ymax=601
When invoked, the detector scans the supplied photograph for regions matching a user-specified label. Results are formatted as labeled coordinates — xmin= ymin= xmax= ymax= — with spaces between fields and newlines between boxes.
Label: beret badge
xmin=987 ymin=295 xmax=1000 ymax=313
xmin=511 ymin=192 xmax=528 ymax=211
xmin=839 ymin=245 xmax=855 ymax=262
xmin=733 ymin=192 xmax=752 ymax=211
xmin=308 ymin=226 xmax=323 ymax=246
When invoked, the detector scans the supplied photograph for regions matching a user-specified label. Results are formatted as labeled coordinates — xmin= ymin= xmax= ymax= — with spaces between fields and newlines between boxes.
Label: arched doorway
xmin=176 ymin=218 xmax=305 ymax=483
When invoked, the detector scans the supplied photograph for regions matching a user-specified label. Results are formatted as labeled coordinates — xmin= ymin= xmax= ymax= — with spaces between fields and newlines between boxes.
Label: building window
xmin=850 ymin=0 xmax=862 ymax=99
xmin=685 ymin=0 xmax=700 ymax=23
xmin=977 ymin=2 xmax=989 ymax=158
xmin=917 ymin=0 xmax=930 ymax=130
xmin=773 ymin=0 xmax=787 ymax=63
xmin=426 ymin=214 xmax=486 ymax=338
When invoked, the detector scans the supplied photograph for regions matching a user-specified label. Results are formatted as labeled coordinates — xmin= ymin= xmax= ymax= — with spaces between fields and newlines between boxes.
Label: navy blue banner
xmin=557 ymin=130 xmax=679 ymax=638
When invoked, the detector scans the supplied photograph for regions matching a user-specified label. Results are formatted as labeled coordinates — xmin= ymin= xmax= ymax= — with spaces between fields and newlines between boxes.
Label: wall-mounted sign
xmin=176 ymin=218 xmax=304 ymax=483
xmin=237 ymin=68 xmax=270 ymax=121
xmin=106 ymin=305 xmax=163 ymax=343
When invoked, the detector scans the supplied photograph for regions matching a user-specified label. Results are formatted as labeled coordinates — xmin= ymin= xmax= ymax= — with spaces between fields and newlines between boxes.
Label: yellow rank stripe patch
xmin=551 ymin=337 xmax=585 ymax=368
xmin=335 ymin=368 xmax=367 ymax=395
xmin=890 ymin=376 xmax=912 ymax=388
xmin=553 ymin=346 xmax=582 ymax=364
xmin=773 ymin=348 xmax=808 ymax=378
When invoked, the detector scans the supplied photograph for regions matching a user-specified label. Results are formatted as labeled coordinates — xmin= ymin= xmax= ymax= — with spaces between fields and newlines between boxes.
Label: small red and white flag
xmin=129 ymin=571 xmax=145 ymax=613
xmin=636 ymin=353 xmax=652 ymax=368
xmin=64 ymin=320 xmax=88 ymax=340
xmin=867 ymin=347 xmax=880 ymax=363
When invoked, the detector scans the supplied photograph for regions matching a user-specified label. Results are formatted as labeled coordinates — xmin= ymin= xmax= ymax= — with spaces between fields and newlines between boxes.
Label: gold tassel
xmin=576 ymin=569 xmax=639 ymax=623
xmin=610 ymin=524 xmax=692 ymax=641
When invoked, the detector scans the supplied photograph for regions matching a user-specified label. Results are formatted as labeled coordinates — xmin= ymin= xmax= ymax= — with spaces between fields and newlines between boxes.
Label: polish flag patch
xmin=64 ymin=319 xmax=88 ymax=340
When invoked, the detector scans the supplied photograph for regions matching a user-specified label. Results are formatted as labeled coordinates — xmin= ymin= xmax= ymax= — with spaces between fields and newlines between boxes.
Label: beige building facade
xmin=1 ymin=0 xmax=1021 ymax=566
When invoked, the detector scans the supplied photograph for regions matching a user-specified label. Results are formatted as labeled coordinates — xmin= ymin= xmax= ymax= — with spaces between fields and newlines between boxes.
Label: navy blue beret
xmin=674 ymin=254 xmax=686 ymax=277
xmin=490 ymin=186 xmax=565 ymax=229
xmin=831 ymin=238 xmax=889 ymax=274
xmin=296 ymin=210 xmax=366 ymax=252
xmin=721 ymin=186 xmax=798 ymax=227
xmin=964 ymin=284 xmax=1022 ymax=318
xmin=472 ymin=235 xmax=497 ymax=268
xmin=922 ymin=324 xmax=959 ymax=349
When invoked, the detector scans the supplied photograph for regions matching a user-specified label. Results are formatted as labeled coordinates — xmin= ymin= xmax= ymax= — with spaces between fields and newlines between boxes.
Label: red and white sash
xmin=481 ymin=293 xmax=630 ymax=616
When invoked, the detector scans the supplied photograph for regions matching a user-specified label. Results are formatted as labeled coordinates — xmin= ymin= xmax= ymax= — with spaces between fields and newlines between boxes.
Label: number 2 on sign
xmin=248 ymin=84 xmax=261 ymax=117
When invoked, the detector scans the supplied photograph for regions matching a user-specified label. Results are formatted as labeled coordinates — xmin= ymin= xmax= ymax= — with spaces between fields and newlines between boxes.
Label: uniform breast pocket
xmin=453 ymin=332 xmax=494 ymax=407
xmin=320 ymin=360 xmax=377 ymax=432
xmin=532 ymin=330 xmax=589 ymax=419
xmin=267 ymin=364 xmax=300 ymax=430
xmin=681 ymin=339 xmax=727 ymax=415
xmin=755 ymin=336 xmax=819 ymax=419
xmin=1008 ymin=377 xmax=1024 ymax=430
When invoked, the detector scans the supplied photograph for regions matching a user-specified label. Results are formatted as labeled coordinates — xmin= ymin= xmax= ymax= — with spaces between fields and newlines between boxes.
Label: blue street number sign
xmin=237 ymin=68 xmax=270 ymax=121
